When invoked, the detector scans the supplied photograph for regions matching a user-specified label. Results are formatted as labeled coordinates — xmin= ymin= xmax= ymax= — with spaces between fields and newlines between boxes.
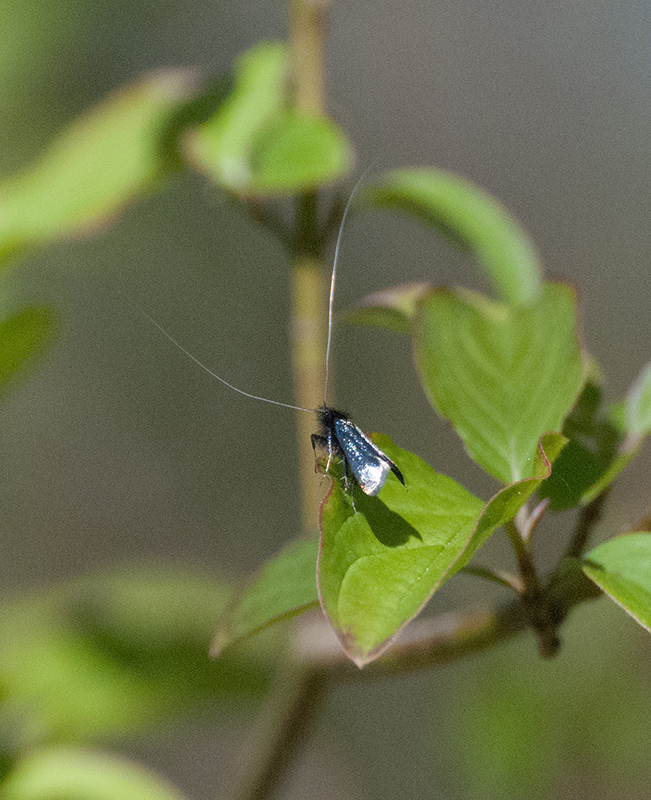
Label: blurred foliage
xmin=0 ymin=566 xmax=275 ymax=763
xmin=0 ymin=307 xmax=58 ymax=399
xmin=2 ymin=746 xmax=190 ymax=800
xmin=445 ymin=604 xmax=651 ymax=800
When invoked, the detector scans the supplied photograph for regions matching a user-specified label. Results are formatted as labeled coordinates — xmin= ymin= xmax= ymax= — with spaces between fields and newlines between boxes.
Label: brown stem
xmin=287 ymin=0 xmax=331 ymax=532
xmin=292 ymin=559 xmax=601 ymax=678
xmin=566 ymin=490 xmax=610 ymax=558
xmin=505 ymin=520 xmax=560 ymax=658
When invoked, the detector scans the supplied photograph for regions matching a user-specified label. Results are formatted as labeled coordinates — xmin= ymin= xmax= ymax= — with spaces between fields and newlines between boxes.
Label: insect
xmin=129 ymin=175 xmax=406 ymax=500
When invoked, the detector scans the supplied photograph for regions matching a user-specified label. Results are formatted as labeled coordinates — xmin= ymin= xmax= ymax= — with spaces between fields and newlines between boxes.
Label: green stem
xmin=234 ymin=5 xmax=333 ymax=796
xmin=288 ymin=0 xmax=330 ymax=531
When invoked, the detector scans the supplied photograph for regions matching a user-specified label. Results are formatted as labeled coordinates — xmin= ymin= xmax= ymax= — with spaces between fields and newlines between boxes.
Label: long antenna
xmin=323 ymin=171 xmax=369 ymax=407
xmin=123 ymin=295 xmax=313 ymax=413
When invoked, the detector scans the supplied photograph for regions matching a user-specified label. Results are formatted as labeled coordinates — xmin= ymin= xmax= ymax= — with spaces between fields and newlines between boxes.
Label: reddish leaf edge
xmin=317 ymin=432 xmax=564 ymax=668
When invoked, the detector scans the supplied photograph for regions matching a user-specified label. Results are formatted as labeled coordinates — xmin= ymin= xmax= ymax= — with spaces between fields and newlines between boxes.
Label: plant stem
xmin=288 ymin=0 xmax=330 ymax=531
xmin=289 ymin=0 xmax=329 ymax=115
xmin=292 ymin=556 xmax=602 ymax=677
xmin=290 ymin=255 xmax=328 ymax=530
xmin=566 ymin=490 xmax=609 ymax=558
xmin=505 ymin=519 xmax=560 ymax=658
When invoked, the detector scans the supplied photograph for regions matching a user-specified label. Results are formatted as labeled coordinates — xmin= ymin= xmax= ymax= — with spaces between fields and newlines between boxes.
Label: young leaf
xmin=582 ymin=533 xmax=651 ymax=632
xmin=246 ymin=111 xmax=351 ymax=194
xmin=367 ymin=168 xmax=542 ymax=305
xmin=414 ymin=283 xmax=584 ymax=484
xmin=569 ymin=361 xmax=651 ymax=505
xmin=539 ymin=378 xmax=622 ymax=510
xmin=0 ymin=71 xmax=195 ymax=263
xmin=0 ymin=306 xmax=57 ymax=398
xmin=344 ymin=282 xmax=431 ymax=335
xmin=212 ymin=537 xmax=319 ymax=656
xmin=185 ymin=42 xmax=352 ymax=196
xmin=184 ymin=42 xmax=288 ymax=192
xmin=318 ymin=433 xmax=565 ymax=667
xmin=2 ymin=747 xmax=188 ymax=800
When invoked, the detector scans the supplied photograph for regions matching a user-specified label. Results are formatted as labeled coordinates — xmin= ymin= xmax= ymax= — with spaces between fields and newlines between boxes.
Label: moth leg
xmin=311 ymin=434 xmax=327 ymax=474
xmin=342 ymin=458 xmax=357 ymax=512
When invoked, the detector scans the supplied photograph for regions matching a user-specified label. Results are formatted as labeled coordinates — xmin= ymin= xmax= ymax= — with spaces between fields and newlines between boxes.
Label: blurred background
xmin=1 ymin=0 xmax=651 ymax=798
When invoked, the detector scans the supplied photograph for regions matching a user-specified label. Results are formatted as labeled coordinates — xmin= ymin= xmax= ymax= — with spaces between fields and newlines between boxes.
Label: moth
xmin=312 ymin=406 xmax=405 ymax=496
xmin=130 ymin=174 xmax=406 ymax=501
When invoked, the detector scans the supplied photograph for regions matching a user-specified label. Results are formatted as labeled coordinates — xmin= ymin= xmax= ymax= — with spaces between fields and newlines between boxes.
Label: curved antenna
xmin=323 ymin=170 xmax=370 ymax=407
xmin=124 ymin=296 xmax=313 ymax=413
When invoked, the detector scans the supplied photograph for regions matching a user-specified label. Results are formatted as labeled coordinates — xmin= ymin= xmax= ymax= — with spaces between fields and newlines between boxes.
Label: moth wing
xmin=333 ymin=418 xmax=394 ymax=496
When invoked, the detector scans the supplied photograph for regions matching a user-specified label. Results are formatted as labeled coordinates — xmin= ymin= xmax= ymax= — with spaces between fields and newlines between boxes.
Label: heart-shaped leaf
xmin=0 ymin=70 xmax=195 ymax=264
xmin=2 ymin=747 xmax=188 ymax=800
xmin=185 ymin=42 xmax=352 ymax=196
xmin=414 ymin=283 xmax=584 ymax=484
xmin=318 ymin=437 xmax=483 ymax=666
xmin=367 ymin=168 xmax=542 ymax=305
xmin=318 ymin=433 xmax=565 ymax=666
xmin=583 ymin=533 xmax=651 ymax=632
xmin=212 ymin=537 xmax=319 ymax=656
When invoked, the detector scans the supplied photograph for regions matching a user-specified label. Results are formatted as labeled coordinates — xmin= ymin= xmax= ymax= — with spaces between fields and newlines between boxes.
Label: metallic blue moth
xmin=312 ymin=406 xmax=406 ymax=496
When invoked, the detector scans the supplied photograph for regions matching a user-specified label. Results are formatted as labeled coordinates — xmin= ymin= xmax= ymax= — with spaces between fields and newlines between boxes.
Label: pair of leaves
xmin=0 ymin=41 xmax=352 ymax=267
xmin=186 ymin=42 xmax=352 ymax=196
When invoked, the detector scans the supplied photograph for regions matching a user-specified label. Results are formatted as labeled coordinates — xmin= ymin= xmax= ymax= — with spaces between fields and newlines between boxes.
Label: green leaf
xmin=414 ymin=283 xmax=584 ymax=484
xmin=345 ymin=282 xmax=431 ymax=334
xmin=318 ymin=437 xmax=483 ymax=666
xmin=579 ymin=448 xmax=639 ymax=505
xmin=246 ymin=111 xmax=352 ymax=194
xmin=583 ymin=533 xmax=651 ymax=632
xmin=0 ymin=306 xmax=57 ymax=398
xmin=212 ymin=537 xmax=319 ymax=656
xmin=368 ymin=168 xmax=542 ymax=305
xmin=318 ymin=433 xmax=565 ymax=666
xmin=466 ymin=431 xmax=566 ymax=555
xmin=625 ymin=361 xmax=651 ymax=438
xmin=3 ymin=747 xmax=188 ymax=800
xmin=0 ymin=71 xmax=195 ymax=263
xmin=561 ymin=361 xmax=651 ymax=506
xmin=184 ymin=42 xmax=287 ymax=191
xmin=539 ymin=378 xmax=622 ymax=510
xmin=185 ymin=42 xmax=352 ymax=196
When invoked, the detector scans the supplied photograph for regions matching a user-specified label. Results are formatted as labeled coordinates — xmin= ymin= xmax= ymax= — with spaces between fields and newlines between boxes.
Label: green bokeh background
xmin=1 ymin=1 xmax=651 ymax=797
